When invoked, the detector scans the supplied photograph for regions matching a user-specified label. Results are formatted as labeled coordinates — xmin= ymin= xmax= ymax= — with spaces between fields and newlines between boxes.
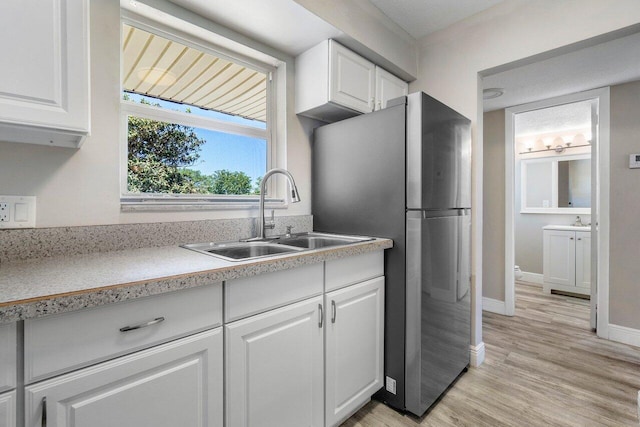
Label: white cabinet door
xmin=226 ymin=296 xmax=324 ymax=427
xmin=374 ymin=67 xmax=408 ymax=111
xmin=0 ymin=390 xmax=16 ymax=427
xmin=325 ymin=277 xmax=384 ymax=427
xmin=25 ymin=329 xmax=223 ymax=427
xmin=0 ymin=0 xmax=90 ymax=146
xmin=575 ymin=231 xmax=591 ymax=290
xmin=543 ymin=230 xmax=576 ymax=287
xmin=0 ymin=323 xmax=16 ymax=394
xmin=329 ymin=41 xmax=375 ymax=114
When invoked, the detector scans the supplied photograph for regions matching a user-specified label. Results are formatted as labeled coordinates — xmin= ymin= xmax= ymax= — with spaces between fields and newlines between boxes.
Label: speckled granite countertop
xmin=0 ymin=238 xmax=392 ymax=324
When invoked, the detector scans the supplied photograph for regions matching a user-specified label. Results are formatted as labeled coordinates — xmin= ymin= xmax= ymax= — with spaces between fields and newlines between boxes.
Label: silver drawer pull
xmin=331 ymin=300 xmax=337 ymax=323
xmin=41 ymin=396 xmax=47 ymax=427
xmin=119 ymin=317 xmax=165 ymax=332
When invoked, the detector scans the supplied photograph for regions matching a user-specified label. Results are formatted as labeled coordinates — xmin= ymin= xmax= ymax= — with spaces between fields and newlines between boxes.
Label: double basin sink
xmin=182 ymin=232 xmax=373 ymax=262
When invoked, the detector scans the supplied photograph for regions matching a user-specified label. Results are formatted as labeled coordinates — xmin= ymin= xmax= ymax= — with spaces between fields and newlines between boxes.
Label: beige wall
xmin=410 ymin=0 xmax=640 ymax=343
xmin=0 ymin=0 xmax=313 ymax=227
xmin=482 ymin=109 xmax=505 ymax=301
xmin=609 ymin=80 xmax=640 ymax=330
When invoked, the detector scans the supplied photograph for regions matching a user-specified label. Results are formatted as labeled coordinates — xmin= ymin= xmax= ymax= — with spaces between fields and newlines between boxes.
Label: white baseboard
xmin=520 ymin=271 xmax=543 ymax=285
xmin=470 ymin=342 xmax=485 ymax=367
xmin=608 ymin=324 xmax=640 ymax=348
xmin=483 ymin=297 xmax=506 ymax=315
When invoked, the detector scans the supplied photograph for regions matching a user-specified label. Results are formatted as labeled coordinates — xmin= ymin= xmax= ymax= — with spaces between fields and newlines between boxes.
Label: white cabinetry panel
xmin=225 ymin=263 xmax=322 ymax=322
xmin=0 ymin=323 xmax=16 ymax=393
xmin=543 ymin=227 xmax=591 ymax=295
xmin=375 ymin=67 xmax=408 ymax=111
xmin=325 ymin=277 xmax=384 ymax=427
xmin=0 ymin=390 xmax=16 ymax=427
xmin=575 ymin=231 xmax=591 ymax=290
xmin=25 ymin=283 xmax=222 ymax=383
xmin=543 ymin=230 xmax=575 ymax=287
xmin=0 ymin=0 xmax=90 ymax=146
xmin=296 ymin=40 xmax=405 ymax=123
xmin=329 ymin=42 xmax=375 ymax=114
xmin=25 ymin=329 xmax=223 ymax=427
xmin=226 ymin=296 xmax=324 ymax=427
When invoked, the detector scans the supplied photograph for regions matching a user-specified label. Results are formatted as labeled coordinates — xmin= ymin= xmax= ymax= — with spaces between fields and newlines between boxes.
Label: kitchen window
xmin=120 ymin=15 xmax=282 ymax=208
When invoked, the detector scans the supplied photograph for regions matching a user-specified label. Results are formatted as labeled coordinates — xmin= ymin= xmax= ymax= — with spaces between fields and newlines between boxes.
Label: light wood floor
xmin=343 ymin=282 xmax=640 ymax=426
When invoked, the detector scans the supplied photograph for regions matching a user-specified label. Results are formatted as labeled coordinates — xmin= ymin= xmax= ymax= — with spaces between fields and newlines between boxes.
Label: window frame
xmin=119 ymin=12 xmax=282 ymax=209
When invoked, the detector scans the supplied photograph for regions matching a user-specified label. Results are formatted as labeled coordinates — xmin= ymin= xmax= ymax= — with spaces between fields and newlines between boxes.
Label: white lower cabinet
xmin=325 ymin=277 xmax=384 ymax=427
xmin=24 ymin=328 xmax=223 ymax=427
xmin=543 ymin=227 xmax=591 ymax=295
xmin=225 ymin=296 xmax=324 ymax=427
xmin=0 ymin=390 xmax=16 ymax=427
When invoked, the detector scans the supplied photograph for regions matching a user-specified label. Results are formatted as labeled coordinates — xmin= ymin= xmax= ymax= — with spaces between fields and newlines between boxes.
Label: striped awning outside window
xmin=122 ymin=24 xmax=267 ymax=122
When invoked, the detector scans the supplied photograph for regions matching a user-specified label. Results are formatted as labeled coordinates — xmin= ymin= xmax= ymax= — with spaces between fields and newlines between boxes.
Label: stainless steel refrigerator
xmin=312 ymin=92 xmax=471 ymax=416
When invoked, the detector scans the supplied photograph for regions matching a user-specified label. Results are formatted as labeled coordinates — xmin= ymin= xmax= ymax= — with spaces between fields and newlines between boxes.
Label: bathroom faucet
xmin=254 ymin=168 xmax=301 ymax=240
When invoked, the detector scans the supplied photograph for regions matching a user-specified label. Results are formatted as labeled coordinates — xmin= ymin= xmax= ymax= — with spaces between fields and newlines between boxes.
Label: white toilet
xmin=514 ymin=265 xmax=523 ymax=281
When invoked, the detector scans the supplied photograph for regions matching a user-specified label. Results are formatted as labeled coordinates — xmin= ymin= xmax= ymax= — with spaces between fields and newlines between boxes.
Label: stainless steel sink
xmin=182 ymin=241 xmax=303 ymax=261
xmin=182 ymin=232 xmax=373 ymax=262
xmin=274 ymin=232 xmax=373 ymax=249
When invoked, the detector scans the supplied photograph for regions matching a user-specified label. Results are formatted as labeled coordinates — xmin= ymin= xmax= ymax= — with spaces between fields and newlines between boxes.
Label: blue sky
xmin=126 ymin=92 xmax=267 ymax=183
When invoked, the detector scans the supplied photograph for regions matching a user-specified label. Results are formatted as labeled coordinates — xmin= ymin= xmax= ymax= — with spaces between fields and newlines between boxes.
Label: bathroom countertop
xmin=543 ymin=225 xmax=592 ymax=232
xmin=0 ymin=237 xmax=393 ymax=324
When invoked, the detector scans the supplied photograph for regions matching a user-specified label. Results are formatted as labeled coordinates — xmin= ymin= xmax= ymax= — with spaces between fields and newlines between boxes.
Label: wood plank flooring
xmin=343 ymin=282 xmax=640 ymax=426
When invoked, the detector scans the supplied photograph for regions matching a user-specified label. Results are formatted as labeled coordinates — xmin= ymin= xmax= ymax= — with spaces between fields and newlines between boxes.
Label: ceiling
xmin=514 ymin=100 xmax=593 ymax=137
xmin=369 ymin=0 xmax=503 ymax=39
xmin=483 ymin=30 xmax=640 ymax=112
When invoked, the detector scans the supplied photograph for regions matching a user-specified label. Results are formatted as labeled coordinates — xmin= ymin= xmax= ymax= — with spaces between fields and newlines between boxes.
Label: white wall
xmin=0 ymin=0 xmax=313 ymax=227
xmin=411 ymin=0 xmax=640 ymax=346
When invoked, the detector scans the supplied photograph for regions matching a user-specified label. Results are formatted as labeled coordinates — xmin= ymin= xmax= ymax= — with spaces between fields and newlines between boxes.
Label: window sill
xmin=120 ymin=196 xmax=286 ymax=212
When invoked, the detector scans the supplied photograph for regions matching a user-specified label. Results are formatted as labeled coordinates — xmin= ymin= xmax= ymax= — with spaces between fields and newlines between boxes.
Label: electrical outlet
xmin=0 ymin=196 xmax=36 ymax=228
xmin=0 ymin=203 xmax=8 ymax=222
xmin=385 ymin=376 xmax=397 ymax=394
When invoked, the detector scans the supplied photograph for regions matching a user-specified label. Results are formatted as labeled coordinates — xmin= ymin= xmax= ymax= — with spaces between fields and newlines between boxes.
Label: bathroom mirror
xmin=520 ymin=154 xmax=591 ymax=214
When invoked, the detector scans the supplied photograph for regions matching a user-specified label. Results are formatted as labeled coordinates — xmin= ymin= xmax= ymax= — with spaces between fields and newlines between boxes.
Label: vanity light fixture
xmin=521 ymin=133 xmax=593 ymax=155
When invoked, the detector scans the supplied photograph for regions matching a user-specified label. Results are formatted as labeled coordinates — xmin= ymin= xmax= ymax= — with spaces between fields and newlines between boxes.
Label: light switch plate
xmin=0 ymin=195 xmax=36 ymax=228
xmin=629 ymin=154 xmax=640 ymax=169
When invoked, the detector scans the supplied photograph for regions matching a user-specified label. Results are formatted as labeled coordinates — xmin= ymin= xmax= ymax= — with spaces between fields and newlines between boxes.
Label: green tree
xmin=209 ymin=170 xmax=252 ymax=194
xmin=125 ymin=93 xmax=256 ymax=195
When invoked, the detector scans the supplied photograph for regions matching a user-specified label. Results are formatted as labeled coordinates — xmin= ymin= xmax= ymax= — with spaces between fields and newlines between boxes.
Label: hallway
xmin=344 ymin=282 xmax=640 ymax=426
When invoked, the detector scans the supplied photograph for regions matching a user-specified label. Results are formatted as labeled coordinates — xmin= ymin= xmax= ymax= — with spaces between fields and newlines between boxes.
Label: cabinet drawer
xmin=0 ymin=323 xmax=16 ymax=393
xmin=24 ymin=283 xmax=222 ymax=384
xmin=325 ymin=251 xmax=384 ymax=292
xmin=0 ymin=390 xmax=16 ymax=427
xmin=25 ymin=328 xmax=223 ymax=427
xmin=225 ymin=263 xmax=323 ymax=322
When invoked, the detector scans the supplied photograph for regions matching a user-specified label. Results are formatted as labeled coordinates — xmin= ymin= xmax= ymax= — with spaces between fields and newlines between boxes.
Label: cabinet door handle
xmin=577 ymin=238 xmax=582 ymax=240
xmin=119 ymin=317 xmax=165 ymax=332
xmin=41 ymin=396 xmax=47 ymax=427
xmin=570 ymin=237 xmax=574 ymax=240
xmin=318 ymin=304 xmax=324 ymax=328
xmin=331 ymin=300 xmax=337 ymax=323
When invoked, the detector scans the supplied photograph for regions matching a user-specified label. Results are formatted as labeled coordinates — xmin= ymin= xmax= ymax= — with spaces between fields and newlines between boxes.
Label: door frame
xmin=504 ymin=87 xmax=610 ymax=338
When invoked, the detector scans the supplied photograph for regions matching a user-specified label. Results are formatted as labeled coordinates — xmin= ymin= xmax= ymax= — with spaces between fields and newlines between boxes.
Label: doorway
xmin=504 ymin=88 xmax=610 ymax=335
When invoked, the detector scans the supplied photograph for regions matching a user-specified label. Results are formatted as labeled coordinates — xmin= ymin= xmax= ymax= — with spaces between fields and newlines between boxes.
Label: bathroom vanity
xmin=542 ymin=225 xmax=591 ymax=296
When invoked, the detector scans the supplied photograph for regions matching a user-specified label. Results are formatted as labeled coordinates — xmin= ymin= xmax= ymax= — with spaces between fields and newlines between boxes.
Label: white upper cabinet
xmin=375 ymin=67 xmax=408 ymax=111
xmin=296 ymin=40 xmax=406 ymax=123
xmin=0 ymin=0 xmax=90 ymax=148
xmin=328 ymin=42 xmax=375 ymax=114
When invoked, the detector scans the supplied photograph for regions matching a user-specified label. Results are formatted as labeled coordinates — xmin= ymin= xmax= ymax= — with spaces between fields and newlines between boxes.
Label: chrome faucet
xmin=255 ymin=168 xmax=301 ymax=240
